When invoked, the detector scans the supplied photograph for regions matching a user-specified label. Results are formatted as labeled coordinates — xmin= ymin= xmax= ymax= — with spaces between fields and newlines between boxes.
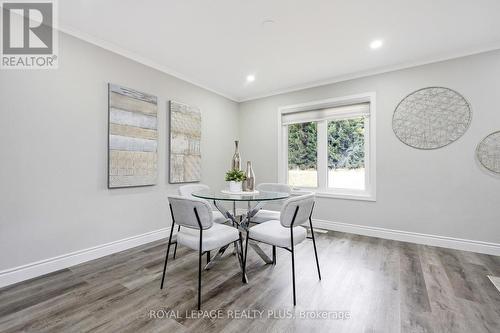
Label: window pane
xmin=288 ymin=122 xmax=318 ymax=187
xmin=328 ymin=117 xmax=365 ymax=190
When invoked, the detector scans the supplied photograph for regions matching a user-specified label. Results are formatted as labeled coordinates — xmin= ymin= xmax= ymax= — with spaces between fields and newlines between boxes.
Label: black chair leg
xmin=291 ymin=245 xmax=296 ymax=306
xmin=290 ymin=226 xmax=297 ymax=306
xmin=198 ymin=249 xmax=202 ymax=310
xmin=286 ymin=206 xmax=300 ymax=306
xmin=197 ymin=229 xmax=203 ymax=310
xmin=172 ymin=243 xmax=178 ymax=259
xmin=309 ymin=217 xmax=322 ymax=280
xmin=242 ymin=233 xmax=249 ymax=283
xmin=160 ymin=222 xmax=176 ymax=289
xmin=206 ymin=251 xmax=211 ymax=264
xmin=272 ymin=246 xmax=277 ymax=265
xmin=173 ymin=225 xmax=180 ymax=259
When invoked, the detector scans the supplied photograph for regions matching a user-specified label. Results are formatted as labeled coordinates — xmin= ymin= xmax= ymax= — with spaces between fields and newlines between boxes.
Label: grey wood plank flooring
xmin=0 ymin=231 xmax=499 ymax=333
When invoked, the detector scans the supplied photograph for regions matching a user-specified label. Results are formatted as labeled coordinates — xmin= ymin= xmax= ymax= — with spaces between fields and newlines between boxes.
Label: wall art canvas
xmin=476 ymin=131 xmax=500 ymax=174
xmin=108 ymin=84 xmax=158 ymax=188
xmin=169 ymin=101 xmax=201 ymax=183
xmin=392 ymin=87 xmax=472 ymax=149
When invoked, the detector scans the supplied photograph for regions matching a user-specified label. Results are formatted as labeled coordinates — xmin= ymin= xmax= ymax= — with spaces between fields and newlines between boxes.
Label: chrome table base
xmin=207 ymin=200 xmax=272 ymax=281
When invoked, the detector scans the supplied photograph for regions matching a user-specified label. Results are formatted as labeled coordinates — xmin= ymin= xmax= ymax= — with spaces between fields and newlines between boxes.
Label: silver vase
xmin=244 ymin=161 xmax=255 ymax=192
xmin=231 ymin=140 xmax=241 ymax=170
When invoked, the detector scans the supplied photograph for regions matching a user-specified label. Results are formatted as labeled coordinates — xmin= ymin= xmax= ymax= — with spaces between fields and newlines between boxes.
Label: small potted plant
xmin=225 ymin=169 xmax=247 ymax=192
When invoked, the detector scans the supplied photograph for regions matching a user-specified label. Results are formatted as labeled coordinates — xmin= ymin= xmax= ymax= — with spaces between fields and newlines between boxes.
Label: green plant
xmin=225 ymin=169 xmax=246 ymax=182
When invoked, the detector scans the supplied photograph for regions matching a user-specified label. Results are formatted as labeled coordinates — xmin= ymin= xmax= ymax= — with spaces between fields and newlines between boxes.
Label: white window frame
xmin=277 ymin=92 xmax=376 ymax=201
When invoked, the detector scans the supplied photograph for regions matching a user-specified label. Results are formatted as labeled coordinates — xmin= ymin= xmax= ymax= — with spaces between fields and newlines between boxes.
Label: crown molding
xmin=239 ymin=42 xmax=500 ymax=102
xmin=58 ymin=24 xmax=239 ymax=102
xmin=57 ymin=23 xmax=500 ymax=104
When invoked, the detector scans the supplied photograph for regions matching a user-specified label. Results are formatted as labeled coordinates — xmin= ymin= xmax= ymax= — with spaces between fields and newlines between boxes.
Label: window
xmin=327 ymin=117 xmax=365 ymax=190
xmin=278 ymin=93 xmax=376 ymax=201
xmin=288 ymin=122 xmax=317 ymax=187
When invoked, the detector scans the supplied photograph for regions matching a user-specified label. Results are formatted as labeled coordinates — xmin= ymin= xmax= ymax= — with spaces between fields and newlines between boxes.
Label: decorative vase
xmin=231 ymin=140 xmax=241 ymax=170
xmin=228 ymin=181 xmax=242 ymax=193
xmin=244 ymin=161 xmax=255 ymax=191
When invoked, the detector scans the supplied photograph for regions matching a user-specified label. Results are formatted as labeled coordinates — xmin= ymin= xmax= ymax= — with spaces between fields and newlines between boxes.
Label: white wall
xmin=0 ymin=32 xmax=239 ymax=271
xmin=238 ymin=50 xmax=500 ymax=245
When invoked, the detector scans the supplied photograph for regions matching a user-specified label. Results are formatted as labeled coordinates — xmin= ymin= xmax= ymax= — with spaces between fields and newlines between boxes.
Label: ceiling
xmin=59 ymin=0 xmax=500 ymax=101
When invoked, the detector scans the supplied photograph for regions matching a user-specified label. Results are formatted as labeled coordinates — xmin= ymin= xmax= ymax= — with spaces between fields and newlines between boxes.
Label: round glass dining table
xmin=192 ymin=189 xmax=290 ymax=228
xmin=192 ymin=189 xmax=290 ymax=202
xmin=192 ymin=189 xmax=290 ymax=281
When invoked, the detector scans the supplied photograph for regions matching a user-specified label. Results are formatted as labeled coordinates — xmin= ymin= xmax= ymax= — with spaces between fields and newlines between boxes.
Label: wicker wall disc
xmin=393 ymin=87 xmax=472 ymax=149
xmin=476 ymin=131 xmax=500 ymax=174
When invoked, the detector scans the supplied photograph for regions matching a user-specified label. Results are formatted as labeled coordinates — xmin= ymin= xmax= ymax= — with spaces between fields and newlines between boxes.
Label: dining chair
xmin=174 ymin=184 xmax=228 ymax=260
xmin=243 ymin=183 xmax=292 ymax=264
xmin=242 ymin=193 xmax=321 ymax=306
xmin=178 ymin=184 xmax=227 ymax=223
xmin=160 ymin=195 xmax=242 ymax=310
xmin=249 ymin=183 xmax=292 ymax=223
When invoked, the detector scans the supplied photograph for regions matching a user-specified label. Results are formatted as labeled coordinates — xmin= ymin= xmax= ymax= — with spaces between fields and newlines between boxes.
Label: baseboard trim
xmin=312 ymin=219 xmax=500 ymax=256
xmin=2 ymin=220 xmax=498 ymax=289
xmin=0 ymin=228 xmax=170 ymax=289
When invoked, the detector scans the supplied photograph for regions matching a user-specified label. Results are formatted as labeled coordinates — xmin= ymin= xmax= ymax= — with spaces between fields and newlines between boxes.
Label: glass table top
xmin=192 ymin=189 xmax=290 ymax=202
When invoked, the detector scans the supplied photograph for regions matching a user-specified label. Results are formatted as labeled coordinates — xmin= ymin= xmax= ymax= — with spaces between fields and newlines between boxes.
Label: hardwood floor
xmin=1 ymin=230 xmax=499 ymax=333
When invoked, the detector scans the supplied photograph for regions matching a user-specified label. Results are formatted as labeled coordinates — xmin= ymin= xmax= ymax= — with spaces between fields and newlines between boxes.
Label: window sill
xmin=291 ymin=189 xmax=376 ymax=202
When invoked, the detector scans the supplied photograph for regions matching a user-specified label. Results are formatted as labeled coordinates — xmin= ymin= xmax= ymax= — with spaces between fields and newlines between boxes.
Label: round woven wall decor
xmin=476 ymin=131 xmax=500 ymax=174
xmin=392 ymin=87 xmax=472 ymax=149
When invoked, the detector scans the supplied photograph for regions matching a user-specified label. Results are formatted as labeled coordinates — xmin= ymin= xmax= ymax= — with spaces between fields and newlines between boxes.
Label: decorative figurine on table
xmin=243 ymin=161 xmax=255 ymax=192
xmin=231 ymin=140 xmax=241 ymax=170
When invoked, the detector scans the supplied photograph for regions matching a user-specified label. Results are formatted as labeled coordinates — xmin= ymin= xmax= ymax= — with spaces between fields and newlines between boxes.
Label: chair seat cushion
xmin=213 ymin=210 xmax=228 ymax=224
xmin=250 ymin=209 xmax=280 ymax=223
xmin=178 ymin=223 xmax=239 ymax=252
xmin=248 ymin=220 xmax=307 ymax=248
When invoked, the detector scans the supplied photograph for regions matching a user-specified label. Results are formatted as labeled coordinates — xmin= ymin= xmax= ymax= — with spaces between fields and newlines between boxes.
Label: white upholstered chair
xmin=160 ymin=195 xmax=242 ymax=309
xmin=173 ymin=184 xmax=228 ymax=260
xmin=242 ymin=193 xmax=321 ymax=306
xmin=178 ymin=184 xmax=227 ymax=224
xmin=248 ymin=183 xmax=292 ymax=223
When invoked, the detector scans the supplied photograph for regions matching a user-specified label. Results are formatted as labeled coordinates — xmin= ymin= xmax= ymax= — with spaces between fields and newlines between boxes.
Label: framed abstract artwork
xmin=169 ymin=100 xmax=201 ymax=183
xmin=108 ymin=84 xmax=158 ymax=188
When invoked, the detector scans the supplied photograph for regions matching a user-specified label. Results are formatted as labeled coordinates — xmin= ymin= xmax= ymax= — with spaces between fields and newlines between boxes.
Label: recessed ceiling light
xmin=246 ymin=74 xmax=255 ymax=82
xmin=370 ymin=39 xmax=383 ymax=49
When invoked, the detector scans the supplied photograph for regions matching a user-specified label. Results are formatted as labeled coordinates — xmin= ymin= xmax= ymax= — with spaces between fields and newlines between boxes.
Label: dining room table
xmin=191 ymin=189 xmax=290 ymax=282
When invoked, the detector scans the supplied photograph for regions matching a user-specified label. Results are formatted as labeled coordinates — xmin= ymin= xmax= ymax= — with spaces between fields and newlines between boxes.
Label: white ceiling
xmin=59 ymin=0 xmax=500 ymax=101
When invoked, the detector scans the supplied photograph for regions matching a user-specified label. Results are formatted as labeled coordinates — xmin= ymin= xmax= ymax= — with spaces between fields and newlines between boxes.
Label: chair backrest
xmin=168 ymin=195 xmax=213 ymax=230
xmin=256 ymin=183 xmax=292 ymax=194
xmin=178 ymin=184 xmax=210 ymax=197
xmin=280 ymin=193 xmax=315 ymax=227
